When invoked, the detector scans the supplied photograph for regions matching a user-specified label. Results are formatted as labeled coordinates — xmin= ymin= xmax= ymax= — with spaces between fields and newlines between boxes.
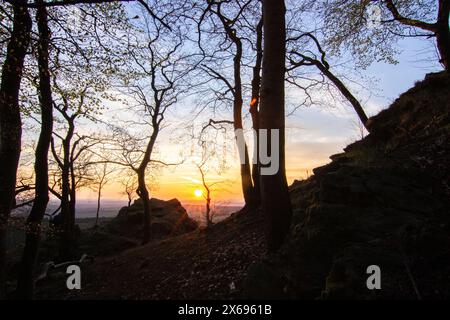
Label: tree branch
xmin=384 ymin=0 xmax=436 ymax=32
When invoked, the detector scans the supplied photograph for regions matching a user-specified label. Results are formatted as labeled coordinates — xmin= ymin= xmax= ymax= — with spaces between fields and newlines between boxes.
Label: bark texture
xmin=259 ymin=0 xmax=293 ymax=252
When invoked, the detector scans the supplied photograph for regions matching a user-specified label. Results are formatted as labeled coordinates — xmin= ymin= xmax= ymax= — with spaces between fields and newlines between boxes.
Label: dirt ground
xmin=36 ymin=208 xmax=266 ymax=299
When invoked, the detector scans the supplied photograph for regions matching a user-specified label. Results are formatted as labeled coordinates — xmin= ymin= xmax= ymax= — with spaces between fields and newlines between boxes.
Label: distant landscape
xmin=12 ymin=199 xmax=241 ymax=225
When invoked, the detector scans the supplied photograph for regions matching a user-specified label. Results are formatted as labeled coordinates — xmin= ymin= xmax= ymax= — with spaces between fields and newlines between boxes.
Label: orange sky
xmin=46 ymin=36 xmax=441 ymax=206
xmin=76 ymin=114 xmax=352 ymax=205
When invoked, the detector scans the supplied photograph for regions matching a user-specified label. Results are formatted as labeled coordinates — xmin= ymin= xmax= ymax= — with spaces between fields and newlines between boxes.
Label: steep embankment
xmin=245 ymin=72 xmax=450 ymax=299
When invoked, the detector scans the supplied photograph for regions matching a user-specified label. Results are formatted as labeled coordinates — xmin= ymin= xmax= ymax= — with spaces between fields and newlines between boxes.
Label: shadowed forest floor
xmin=36 ymin=209 xmax=265 ymax=299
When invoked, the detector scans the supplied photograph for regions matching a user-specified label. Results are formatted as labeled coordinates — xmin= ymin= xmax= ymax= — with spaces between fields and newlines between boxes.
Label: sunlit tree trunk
xmin=250 ymin=16 xmax=263 ymax=206
xmin=259 ymin=0 xmax=293 ymax=253
xmin=0 ymin=0 xmax=31 ymax=298
xmin=17 ymin=1 xmax=53 ymax=299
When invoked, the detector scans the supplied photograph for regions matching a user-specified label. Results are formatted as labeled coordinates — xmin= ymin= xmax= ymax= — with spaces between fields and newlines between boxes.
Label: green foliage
xmin=319 ymin=0 xmax=438 ymax=68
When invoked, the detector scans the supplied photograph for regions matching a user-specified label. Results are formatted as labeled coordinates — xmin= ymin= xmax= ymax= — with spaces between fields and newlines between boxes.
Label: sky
xmin=74 ymin=32 xmax=441 ymax=207
xmin=49 ymin=3 xmax=440 ymax=207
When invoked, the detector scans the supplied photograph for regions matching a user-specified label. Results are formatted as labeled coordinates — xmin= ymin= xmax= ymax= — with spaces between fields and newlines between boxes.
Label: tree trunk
xmin=236 ymin=130 xmax=256 ymax=208
xmin=0 ymin=0 xmax=31 ymax=298
xmin=59 ymin=123 xmax=74 ymax=260
xmin=16 ymin=1 xmax=53 ymax=299
xmin=259 ymin=0 xmax=293 ymax=253
xmin=137 ymin=130 xmax=158 ymax=244
xmin=69 ymin=159 xmax=77 ymax=243
xmin=127 ymin=192 xmax=132 ymax=208
xmin=216 ymin=7 xmax=257 ymax=209
xmin=250 ymin=16 xmax=263 ymax=206
xmin=437 ymin=0 xmax=450 ymax=70
xmin=95 ymin=188 xmax=101 ymax=227
xmin=205 ymin=193 xmax=211 ymax=227
xmin=199 ymin=165 xmax=212 ymax=227
xmin=137 ymin=169 xmax=151 ymax=244
xmin=232 ymin=31 xmax=256 ymax=209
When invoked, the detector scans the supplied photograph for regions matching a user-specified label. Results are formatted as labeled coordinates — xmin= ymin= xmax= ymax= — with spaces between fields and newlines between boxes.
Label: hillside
xmin=245 ymin=71 xmax=450 ymax=299
xmin=36 ymin=72 xmax=450 ymax=299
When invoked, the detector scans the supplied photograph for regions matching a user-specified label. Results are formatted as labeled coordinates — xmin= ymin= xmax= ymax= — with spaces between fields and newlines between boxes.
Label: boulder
xmin=107 ymin=198 xmax=198 ymax=241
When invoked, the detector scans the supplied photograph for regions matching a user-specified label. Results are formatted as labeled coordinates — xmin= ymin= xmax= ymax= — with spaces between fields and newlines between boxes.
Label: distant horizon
xmin=48 ymin=197 xmax=245 ymax=207
xmin=8 ymin=198 xmax=244 ymax=219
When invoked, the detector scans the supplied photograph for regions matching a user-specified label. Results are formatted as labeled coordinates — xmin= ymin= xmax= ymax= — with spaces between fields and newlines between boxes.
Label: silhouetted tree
xmin=91 ymin=162 xmax=113 ymax=227
xmin=16 ymin=0 xmax=54 ymax=299
xmin=120 ymin=172 xmax=138 ymax=208
xmin=102 ymin=15 xmax=190 ymax=243
xmin=197 ymin=163 xmax=213 ymax=228
xmin=287 ymin=32 xmax=370 ymax=131
xmin=50 ymin=81 xmax=102 ymax=259
xmin=196 ymin=0 xmax=263 ymax=209
xmin=0 ymin=0 xmax=31 ymax=298
xmin=249 ymin=15 xmax=263 ymax=203
xmin=259 ymin=0 xmax=292 ymax=252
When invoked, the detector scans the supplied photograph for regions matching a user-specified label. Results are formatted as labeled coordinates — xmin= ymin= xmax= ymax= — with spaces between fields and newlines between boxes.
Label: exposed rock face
xmin=107 ymin=198 xmax=198 ymax=241
xmin=244 ymin=72 xmax=450 ymax=299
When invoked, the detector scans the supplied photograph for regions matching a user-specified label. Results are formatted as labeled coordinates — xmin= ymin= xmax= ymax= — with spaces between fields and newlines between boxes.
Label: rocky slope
xmin=244 ymin=72 xmax=450 ymax=299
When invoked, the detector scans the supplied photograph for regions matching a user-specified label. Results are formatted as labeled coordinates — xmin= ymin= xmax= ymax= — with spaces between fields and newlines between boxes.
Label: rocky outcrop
xmin=244 ymin=72 xmax=450 ymax=299
xmin=107 ymin=198 xmax=198 ymax=241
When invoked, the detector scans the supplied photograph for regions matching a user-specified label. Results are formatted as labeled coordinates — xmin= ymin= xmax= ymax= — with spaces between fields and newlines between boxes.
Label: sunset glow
xmin=194 ymin=189 xmax=203 ymax=198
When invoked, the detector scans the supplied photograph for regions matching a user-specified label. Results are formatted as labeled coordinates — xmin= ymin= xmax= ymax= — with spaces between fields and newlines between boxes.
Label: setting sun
xmin=194 ymin=189 xmax=203 ymax=198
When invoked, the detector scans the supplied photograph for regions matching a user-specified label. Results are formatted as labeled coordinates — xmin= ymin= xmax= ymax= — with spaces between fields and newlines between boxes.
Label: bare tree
xmin=50 ymin=79 xmax=102 ymax=259
xmin=90 ymin=162 xmax=114 ymax=227
xmin=120 ymin=172 xmax=138 ymax=208
xmin=103 ymin=17 xmax=191 ymax=243
xmin=196 ymin=0 xmax=264 ymax=209
xmin=193 ymin=138 xmax=227 ymax=228
xmin=196 ymin=163 xmax=213 ymax=228
xmin=14 ymin=173 xmax=35 ymax=210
